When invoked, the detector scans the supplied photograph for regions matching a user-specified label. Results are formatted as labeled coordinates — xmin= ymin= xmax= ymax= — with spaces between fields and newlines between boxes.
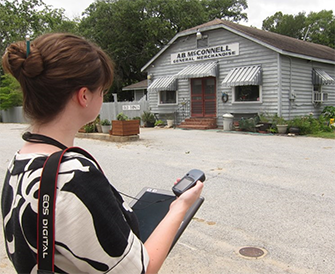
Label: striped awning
xmin=175 ymin=62 xmax=218 ymax=79
xmin=312 ymin=69 xmax=335 ymax=85
xmin=222 ymin=65 xmax=262 ymax=87
xmin=147 ymin=76 xmax=177 ymax=92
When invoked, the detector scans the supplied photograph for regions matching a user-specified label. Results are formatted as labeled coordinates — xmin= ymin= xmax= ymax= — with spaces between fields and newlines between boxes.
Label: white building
xmin=140 ymin=19 xmax=335 ymax=128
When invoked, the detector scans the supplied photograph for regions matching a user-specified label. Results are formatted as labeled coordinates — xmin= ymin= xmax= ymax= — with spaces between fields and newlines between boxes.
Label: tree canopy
xmin=0 ymin=0 xmax=79 ymax=57
xmin=79 ymin=0 xmax=248 ymax=100
xmin=262 ymin=10 xmax=335 ymax=48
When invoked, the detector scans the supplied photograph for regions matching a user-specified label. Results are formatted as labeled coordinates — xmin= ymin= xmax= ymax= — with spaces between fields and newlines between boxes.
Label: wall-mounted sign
xmin=122 ymin=105 xmax=140 ymax=110
xmin=171 ymin=43 xmax=239 ymax=64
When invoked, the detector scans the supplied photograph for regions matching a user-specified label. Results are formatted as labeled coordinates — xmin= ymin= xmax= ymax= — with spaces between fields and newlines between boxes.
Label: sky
xmin=43 ymin=0 xmax=335 ymax=29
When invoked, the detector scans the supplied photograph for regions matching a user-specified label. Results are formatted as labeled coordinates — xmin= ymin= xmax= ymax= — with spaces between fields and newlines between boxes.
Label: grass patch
xmin=307 ymin=131 xmax=335 ymax=139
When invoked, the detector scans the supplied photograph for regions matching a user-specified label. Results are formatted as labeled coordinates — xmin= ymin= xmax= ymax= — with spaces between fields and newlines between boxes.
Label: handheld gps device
xmin=172 ymin=169 xmax=205 ymax=196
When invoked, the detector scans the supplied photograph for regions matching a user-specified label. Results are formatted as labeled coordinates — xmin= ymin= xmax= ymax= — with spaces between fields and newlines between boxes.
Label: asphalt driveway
xmin=0 ymin=123 xmax=334 ymax=274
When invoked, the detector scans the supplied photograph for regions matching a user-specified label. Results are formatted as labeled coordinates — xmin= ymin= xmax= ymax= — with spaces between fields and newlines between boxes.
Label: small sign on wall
xmin=122 ymin=105 xmax=141 ymax=111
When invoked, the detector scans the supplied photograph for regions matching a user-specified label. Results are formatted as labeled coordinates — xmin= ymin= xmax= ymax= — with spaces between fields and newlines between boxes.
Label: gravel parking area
xmin=0 ymin=123 xmax=334 ymax=274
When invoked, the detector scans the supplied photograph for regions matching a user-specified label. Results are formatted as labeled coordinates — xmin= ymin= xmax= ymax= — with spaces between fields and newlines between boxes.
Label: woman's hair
xmin=2 ymin=33 xmax=114 ymax=123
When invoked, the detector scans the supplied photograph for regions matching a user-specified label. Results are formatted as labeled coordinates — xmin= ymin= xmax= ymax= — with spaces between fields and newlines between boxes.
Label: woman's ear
xmin=76 ymin=87 xmax=89 ymax=108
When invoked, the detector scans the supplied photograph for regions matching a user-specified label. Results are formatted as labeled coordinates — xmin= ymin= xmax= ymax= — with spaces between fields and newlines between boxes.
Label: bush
xmin=84 ymin=123 xmax=95 ymax=133
xmin=239 ymin=117 xmax=257 ymax=132
xmin=155 ymin=120 xmax=165 ymax=126
xmin=322 ymin=106 xmax=335 ymax=119
xmin=288 ymin=114 xmax=332 ymax=135
xmin=141 ymin=111 xmax=155 ymax=124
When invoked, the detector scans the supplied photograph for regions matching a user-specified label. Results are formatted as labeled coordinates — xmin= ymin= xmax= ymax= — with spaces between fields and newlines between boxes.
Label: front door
xmin=191 ymin=77 xmax=216 ymax=117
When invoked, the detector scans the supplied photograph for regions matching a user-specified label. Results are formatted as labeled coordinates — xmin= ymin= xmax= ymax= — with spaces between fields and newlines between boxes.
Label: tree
xmin=0 ymin=74 xmax=22 ymax=110
xmin=262 ymin=11 xmax=306 ymax=39
xmin=304 ymin=10 xmax=335 ymax=48
xmin=201 ymin=0 xmax=247 ymax=22
xmin=0 ymin=0 xmax=79 ymax=57
xmin=262 ymin=10 xmax=334 ymax=49
xmin=80 ymin=0 xmax=248 ymax=100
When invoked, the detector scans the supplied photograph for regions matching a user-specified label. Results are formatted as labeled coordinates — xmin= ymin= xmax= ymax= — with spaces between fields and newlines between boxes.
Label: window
xmin=234 ymin=85 xmax=261 ymax=102
xmin=313 ymin=85 xmax=328 ymax=103
xmin=159 ymin=90 xmax=177 ymax=104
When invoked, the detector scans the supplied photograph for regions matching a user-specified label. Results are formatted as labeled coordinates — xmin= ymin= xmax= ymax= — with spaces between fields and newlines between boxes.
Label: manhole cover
xmin=239 ymin=247 xmax=266 ymax=258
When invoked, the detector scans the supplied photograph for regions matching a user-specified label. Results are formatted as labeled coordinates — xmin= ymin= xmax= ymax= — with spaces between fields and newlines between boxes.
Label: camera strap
xmin=37 ymin=146 xmax=101 ymax=273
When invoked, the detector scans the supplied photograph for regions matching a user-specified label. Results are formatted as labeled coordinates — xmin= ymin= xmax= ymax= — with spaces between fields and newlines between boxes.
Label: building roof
xmin=122 ymin=79 xmax=148 ymax=91
xmin=142 ymin=19 xmax=335 ymax=71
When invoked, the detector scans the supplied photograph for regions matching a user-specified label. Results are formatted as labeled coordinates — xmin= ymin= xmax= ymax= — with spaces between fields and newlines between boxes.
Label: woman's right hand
xmin=170 ymin=181 xmax=204 ymax=213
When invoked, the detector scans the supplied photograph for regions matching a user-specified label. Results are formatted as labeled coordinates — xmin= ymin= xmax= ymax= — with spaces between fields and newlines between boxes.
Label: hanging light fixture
xmin=196 ymin=29 xmax=202 ymax=40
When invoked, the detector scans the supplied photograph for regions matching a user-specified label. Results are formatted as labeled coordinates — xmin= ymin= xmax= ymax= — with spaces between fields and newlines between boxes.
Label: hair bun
xmin=5 ymin=41 xmax=44 ymax=79
xmin=23 ymin=47 xmax=44 ymax=78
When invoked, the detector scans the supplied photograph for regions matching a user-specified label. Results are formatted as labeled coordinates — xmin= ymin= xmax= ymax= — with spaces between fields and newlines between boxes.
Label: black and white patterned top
xmin=1 ymin=151 xmax=149 ymax=273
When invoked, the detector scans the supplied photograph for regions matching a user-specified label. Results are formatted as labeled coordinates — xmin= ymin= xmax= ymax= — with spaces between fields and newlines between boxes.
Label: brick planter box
xmin=111 ymin=120 xmax=140 ymax=136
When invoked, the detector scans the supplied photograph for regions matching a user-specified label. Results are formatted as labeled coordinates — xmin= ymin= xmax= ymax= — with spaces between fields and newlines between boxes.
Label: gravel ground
xmin=0 ymin=123 xmax=334 ymax=274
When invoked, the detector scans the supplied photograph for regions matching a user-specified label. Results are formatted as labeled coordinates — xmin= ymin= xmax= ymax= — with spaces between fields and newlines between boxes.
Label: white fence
xmin=1 ymin=101 xmax=150 ymax=124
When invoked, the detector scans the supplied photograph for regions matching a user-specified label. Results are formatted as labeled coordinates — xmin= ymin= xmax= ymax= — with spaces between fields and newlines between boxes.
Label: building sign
xmin=122 ymin=104 xmax=140 ymax=110
xmin=171 ymin=43 xmax=239 ymax=64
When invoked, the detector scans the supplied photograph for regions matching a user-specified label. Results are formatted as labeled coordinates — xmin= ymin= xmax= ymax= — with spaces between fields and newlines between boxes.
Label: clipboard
xmin=129 ymin=187 xmax=204 ymax=251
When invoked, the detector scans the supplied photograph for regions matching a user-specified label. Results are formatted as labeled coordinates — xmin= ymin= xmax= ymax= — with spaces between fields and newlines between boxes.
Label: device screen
xmin=132 ymin=192 xmax=176 ymax=242
xmin=175 ymin=177 xmax=193 ymax=191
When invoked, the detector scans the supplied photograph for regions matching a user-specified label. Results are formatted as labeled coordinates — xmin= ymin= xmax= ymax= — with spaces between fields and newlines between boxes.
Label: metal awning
xmin=222 ymin=65 xmax=262 ymax=87
xmin=147 ymin=76 xmax=177 ymax=92
xmin=175 ymin=62 xmax=218 ymax=79
xmin=312 ymin=69 xmax=335 ymax=85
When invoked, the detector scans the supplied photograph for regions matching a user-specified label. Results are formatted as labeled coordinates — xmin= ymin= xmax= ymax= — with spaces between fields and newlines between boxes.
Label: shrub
xmin=239 ymin=117 xmax=257 ymax=132
xmin=141 ymin=111 xmax=155 ymax=124
xmin=322 ymin=106 xmax=335 ymax=119
xmin=155 ymin=120 xmax=165 ymax=126
xmin=288 ymin=114 xmax=332 ymax=135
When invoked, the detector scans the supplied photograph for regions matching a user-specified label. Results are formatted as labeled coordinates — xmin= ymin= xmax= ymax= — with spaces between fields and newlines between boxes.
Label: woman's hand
xmin=170 ymin=181 xmax=204 ymax=212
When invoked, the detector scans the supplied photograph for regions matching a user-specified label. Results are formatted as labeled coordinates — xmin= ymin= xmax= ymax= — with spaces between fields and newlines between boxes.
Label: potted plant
xmin=256 ymin=112 xmax=273 ymax=132
xmin=100 ymin=119 xmax=111 ymax=133
xmin=273 ymin=116 xmax=288 ymax=134
xmin=166 ymin=113 xmax=175 ymax=128
xmin=141 ymin=111 xmax=156 ymax=127
xmin=95 ymin=115 xmax=102 ymax=133
xmin=111 ymin=112 xmax=140 ymax=136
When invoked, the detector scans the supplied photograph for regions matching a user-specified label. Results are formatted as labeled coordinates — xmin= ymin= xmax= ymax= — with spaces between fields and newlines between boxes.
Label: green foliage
xmin=0 ymin=74 xmax=23 ymax=110
xmin=154 ymin=120 xmax=165 ymax=126
xmin=132 ymin=116 xmax=141 ymax=121
xmin=141 ymin=111 xmax=155 ymax=124
xmin=288 ymin=114 xmax=332 ymax=135
xmin=84 ymin=122 xmax=95 ymax=133
xmin=100 ymin=119 xmax=111 ymax=125
xmin=116 ymin=112 xmax=129 ymax=121
xmin=239 ymin=117 xmax=257 ymax=132
xmin=262 ymin=10 xmax=335 ymax=48
xmin=321 ymin=106 xmax=335 ymax=119
xmin=0 ymin=0 xmax=79 ymax=57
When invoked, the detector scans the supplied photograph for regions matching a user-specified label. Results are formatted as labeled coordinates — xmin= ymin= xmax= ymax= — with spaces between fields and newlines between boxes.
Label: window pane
xmin=235 ymin=85 xmax=260 ymax=101
xmin=160 ymin=90 xmax=176 ymax=104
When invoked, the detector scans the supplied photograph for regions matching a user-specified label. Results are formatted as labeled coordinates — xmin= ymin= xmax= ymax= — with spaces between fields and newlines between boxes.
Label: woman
xmin=1 ymin=33 xmax=203 ymax=274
